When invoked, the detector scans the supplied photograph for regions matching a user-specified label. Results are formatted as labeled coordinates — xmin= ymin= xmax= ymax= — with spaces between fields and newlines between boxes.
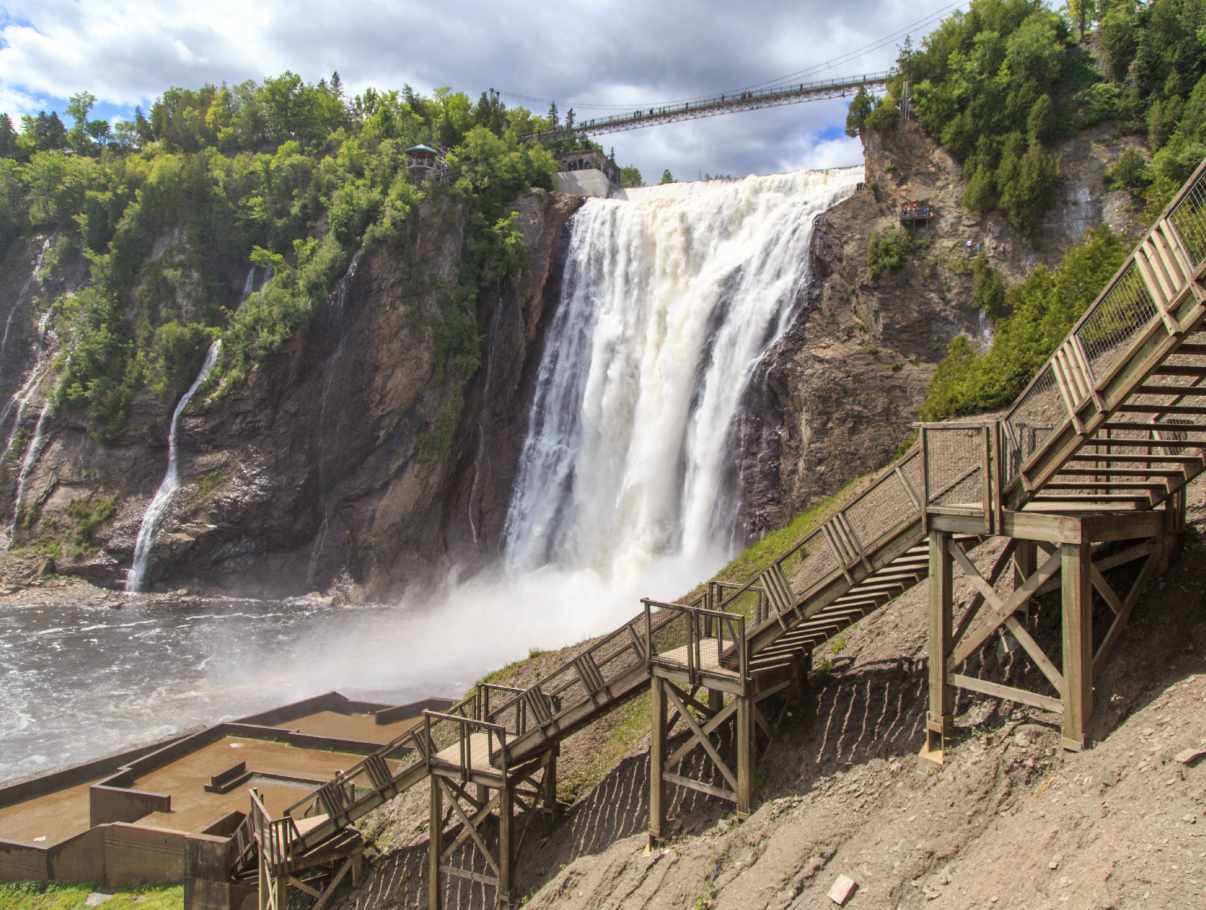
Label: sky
xmin=0 ymin=0 xmax=964 ymax=182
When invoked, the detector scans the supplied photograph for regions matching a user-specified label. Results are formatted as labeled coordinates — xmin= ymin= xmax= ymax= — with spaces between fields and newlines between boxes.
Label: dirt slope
xmin=339 ymin=484 xmax=1206 ymax=910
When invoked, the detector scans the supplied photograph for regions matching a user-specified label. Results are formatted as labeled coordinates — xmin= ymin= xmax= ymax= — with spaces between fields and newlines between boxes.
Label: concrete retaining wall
xmin=554 ymin=169 xmax=626 ymax=199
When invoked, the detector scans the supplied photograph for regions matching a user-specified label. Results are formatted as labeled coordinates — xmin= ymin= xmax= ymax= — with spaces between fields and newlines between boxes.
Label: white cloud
xmin=0 ymin=0 xmax=951 ymax=176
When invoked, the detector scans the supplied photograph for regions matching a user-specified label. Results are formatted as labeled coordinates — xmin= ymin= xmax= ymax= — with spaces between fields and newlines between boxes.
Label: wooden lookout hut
xmin=900 ymin=199 xmax=934 ymax=225
xmin=407 ymin=144 xmax=448 ymax=183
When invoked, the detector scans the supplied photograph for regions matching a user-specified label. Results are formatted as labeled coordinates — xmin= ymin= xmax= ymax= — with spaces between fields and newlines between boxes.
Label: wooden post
xmin=1061 ymin=542 xmax=1093 ymax=751
xmin=258 ymin=850 xmax=268 ymax=910
xmin=923 ymin=529 xmax=954 ymax=763
xmin=707 ymin=688 xmax=724 ymax=713
xmin=648 ymin=677 xmax=666 ymax=848
xmin=736 ymin=694 xmax=753 ymax=818
xmin=543 ymin=749 xmax=559 ymax=819
xmin=1015 ymin=539 xmax=1036 ymax=622
xmin=427 ymin=775 xmax=442 ymax=910
xmin=498 ymin=782 xmax=514 ymax=909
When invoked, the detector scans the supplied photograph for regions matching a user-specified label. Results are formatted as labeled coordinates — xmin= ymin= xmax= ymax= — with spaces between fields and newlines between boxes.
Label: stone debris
xmin=85 ymin=894 xmax=113 ymax=907
xmin=828 ymin=874 xmax=859 ymax=905
xmin=1174 ymin=747 xmax=1205 ymax=766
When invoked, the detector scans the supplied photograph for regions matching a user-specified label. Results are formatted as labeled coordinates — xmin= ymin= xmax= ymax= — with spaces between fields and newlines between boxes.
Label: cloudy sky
xmin=0 ymin=0 xmax=962 ymax=181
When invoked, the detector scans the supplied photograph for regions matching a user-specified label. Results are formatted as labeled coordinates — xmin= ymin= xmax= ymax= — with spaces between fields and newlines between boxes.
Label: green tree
xmin=66 ymin=91 xmax=98 ymax=154
xmin=619 ymin=166 xmax=643 ymax=188
xmin=659 ymin=168 xmax=675 ymax=184
xmin=0 ymin=114 xmax=17 ymax=159
xmin=845 ymin=87 xmax=875 ymax=137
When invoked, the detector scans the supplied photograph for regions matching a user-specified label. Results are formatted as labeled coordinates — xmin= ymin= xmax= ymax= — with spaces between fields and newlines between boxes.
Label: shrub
xmin=919 ymin=226 xmax=1126 ymax=420
xmin=867 ymin=227 xmax=912 ymax=279
xmin=1104 ymin=148 xmax=1152 ymax=192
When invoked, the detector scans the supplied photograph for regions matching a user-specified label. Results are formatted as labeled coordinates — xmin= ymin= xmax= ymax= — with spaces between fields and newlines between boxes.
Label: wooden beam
xmin=950 ymin=673 xmax=1063 ymax=714
xmin=949 ymin=549 xmax=1063 ymax=667
xmin=648 ymin=677 xmax=666 ymax=847
xmin=1061 ymin=542 xmax=1093 ymax=751
xmin=926 ymin=529 xmax=954 ymax=759
xmin=427 ymin=773 xmax=441 ymax=910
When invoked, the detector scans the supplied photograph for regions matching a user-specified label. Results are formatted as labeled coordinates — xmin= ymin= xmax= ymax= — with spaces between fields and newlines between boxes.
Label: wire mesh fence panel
xmin=843 ymin=465 xmax=919 ymax=553
xmin=1075 ymin=262 xmax=1160 ymax=384
xmin=925 ymin=425 xmax=986 ymax=509
xmin=1169 ymin=166 xmax=1206 ymax=266
xmin=1004 ymin=364 xmax=1060 ymax=481
xmin=787 ymin=528 xmax=842 ymax=599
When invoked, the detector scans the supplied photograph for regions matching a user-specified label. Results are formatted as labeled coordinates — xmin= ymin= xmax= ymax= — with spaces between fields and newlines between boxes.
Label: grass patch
xmin=679 ymin=473 xmax=869 ymax=609
xmin=0 ymin=882 xmax=184 ymax=910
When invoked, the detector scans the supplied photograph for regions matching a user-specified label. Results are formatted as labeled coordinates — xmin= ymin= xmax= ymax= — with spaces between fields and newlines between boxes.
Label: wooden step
xmin=1056 ymin=467 xmax=1184 ymax=477
xmin=1117 ymin=404 xmax=1206 ymax=415
xmin=1100 ymin=421 xmax=1206 ymax=432
xmin=1151 ymin=364 xmax=1206 ymax=376
xmin=1135 ymin=384 xmax=1206 ymax=395
xmin=1042 ymin=481 xmax=1164 ymax=491
xmin=1070 ymin=453 xmax=1202 ymax=464
xmin=1029 ymin=495 xmax=1148 ymax=505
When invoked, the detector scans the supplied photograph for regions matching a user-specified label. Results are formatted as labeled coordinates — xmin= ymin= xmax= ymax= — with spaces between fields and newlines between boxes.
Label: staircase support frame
xmin=923 ymin=508 xmax=1169 ymax=763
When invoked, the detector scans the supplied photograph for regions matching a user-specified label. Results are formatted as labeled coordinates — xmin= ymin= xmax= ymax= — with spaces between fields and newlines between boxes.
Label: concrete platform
xmin=0 ymin=691 xmax=452 ymax=891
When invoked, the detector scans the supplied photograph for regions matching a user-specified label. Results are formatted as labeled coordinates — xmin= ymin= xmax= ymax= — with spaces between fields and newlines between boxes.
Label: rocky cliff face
xmin=0 ymin=117 xmax=1132 ymax=596
xmin=733 ymin=119 xmax=1136 ymax=535
xmin=0 ymin=190 xmax=582 ymax=597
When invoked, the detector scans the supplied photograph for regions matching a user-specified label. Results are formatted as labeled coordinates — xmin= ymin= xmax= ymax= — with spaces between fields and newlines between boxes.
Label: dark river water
xmin=0 ymin=596 xmax=440 ymax=784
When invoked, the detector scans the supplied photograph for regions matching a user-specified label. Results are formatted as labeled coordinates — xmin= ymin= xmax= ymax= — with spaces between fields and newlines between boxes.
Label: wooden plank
xmin=1061 ymin=543 xmax=1093 ymax=751
xmin=663 ymin=772 xmax=736 ymax=803
xmin=1071 ymin=452 xmax=1201 ymax=464
xmin=1152 ymin=364 xmax=1206 ymax=376
xmin=1094 ymin=551 xmax=1157 ymax=674
xmin=1117 ymin=403 xmax=1206 ymax=415
xmin=648 ymin=676 xmax=666 ymax=846
xmin=950 ymin=674 xmax=1063 ymax=713
xmin=497 ymin=780 xmax=513 ymax=905
xmin=1135 ymin=383 xmax=1206 ymax=395
xmin=664 ymin=684 xmax=738 ymax=791
xmin=736 ymin=694 xmax=753 ymax=817
xmin=427 ymin=773 xmax=441 ymax=910
xmin=949 ymin=548 xmax=1063 ymax=666
xmin=1003 ymin=614 xmax=1064 ymax=694
xmin=951 ymin=539 xmax=1018 ymax=649
xmin=928 ymin=529 xmax=954 ymax=741
xmin=441 ymin=865 xmax=497 ymax=887
xmin=1057 ymin=467 xmax=1184 ymax=477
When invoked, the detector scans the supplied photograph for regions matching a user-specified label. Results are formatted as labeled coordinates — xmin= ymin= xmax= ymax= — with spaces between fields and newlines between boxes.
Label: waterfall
xmin=504 ymin=167 xmax=862 ymax=580
xmin=306 ymin=250 xmax=364 ymax=589
xmin=125 ymin=343 xmax=221 ymax=592
xmin=126 ymin=267 xmax=260 ymax=592
xmin=1 ymin=236 xmax=51 ymax=366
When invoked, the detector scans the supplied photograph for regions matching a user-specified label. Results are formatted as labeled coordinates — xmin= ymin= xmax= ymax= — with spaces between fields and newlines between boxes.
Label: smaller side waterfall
xmin=125 ymin=342 xmax=220 ymax=592
xmin=126 ymin=266 xmax=261 ymax=592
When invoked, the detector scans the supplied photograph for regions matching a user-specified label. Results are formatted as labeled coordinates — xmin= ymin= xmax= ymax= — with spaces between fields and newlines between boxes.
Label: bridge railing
xmin=532 ymin=71 xmax=893 ymax=140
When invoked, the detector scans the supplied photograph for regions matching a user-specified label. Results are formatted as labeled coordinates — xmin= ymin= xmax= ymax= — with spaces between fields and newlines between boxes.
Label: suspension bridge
xmin=530 ymin=70 xmax=892 ymax=140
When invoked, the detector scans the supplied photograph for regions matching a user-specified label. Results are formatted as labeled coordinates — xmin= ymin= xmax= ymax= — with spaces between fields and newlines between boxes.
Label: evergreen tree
xmin=0 ymin=114 xmax=17 ymax=158
xmin=659 ymin=168 xmax=675 ymax=184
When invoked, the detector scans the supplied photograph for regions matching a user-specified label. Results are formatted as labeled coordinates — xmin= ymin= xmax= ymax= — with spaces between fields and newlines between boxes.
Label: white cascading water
xmin=126 ymin=267 xmax=258 ymax=592
xmin=125 ymin=343 xmax=221 ymax=592
xmin=504 ymin=167 xmax=862 ymax=580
